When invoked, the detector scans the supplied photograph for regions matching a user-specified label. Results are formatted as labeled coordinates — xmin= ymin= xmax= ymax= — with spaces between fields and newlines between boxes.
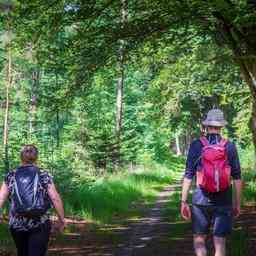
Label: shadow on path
xmin=1 ymin=182 xmax=256 ymax=256
xmin=114 ymin=184 xmax=192 ymax=256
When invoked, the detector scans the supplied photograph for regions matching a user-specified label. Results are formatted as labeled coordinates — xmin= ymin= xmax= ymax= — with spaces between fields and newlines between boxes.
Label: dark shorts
xmin=192 ymin=204 xmax=233 ymax=237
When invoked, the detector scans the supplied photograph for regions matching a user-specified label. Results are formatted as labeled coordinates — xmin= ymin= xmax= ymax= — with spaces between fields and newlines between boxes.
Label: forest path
xmin=114 ymin=183 xmax=192 ymax=256
xmin=47 ymin=181 xmax=256 ymax=256
xmin=1 ymin=181 xmax=256 ymax=255
xmin=48 ymin=180 xmax=195 ymax=256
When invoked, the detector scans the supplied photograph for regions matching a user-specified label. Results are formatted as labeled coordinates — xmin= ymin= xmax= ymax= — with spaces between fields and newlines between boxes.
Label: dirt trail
xmin=47 ymin=183 xmax=256 ymax=256
xmin=114 ymin=184 xmax=191 ymax=256
xmin=48 ymin=183 xmax=193 ymax=256
xmin=2 ymin=183 xmax=256 ymax=256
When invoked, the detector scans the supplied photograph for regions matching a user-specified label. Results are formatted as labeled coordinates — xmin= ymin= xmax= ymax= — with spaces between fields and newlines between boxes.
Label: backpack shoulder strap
xmin=13 ymin=170 xmax=23 ymax=206
xmin=200 ymin=136 xmax=209 ymax=147
xmin=219 ymin=138 xmax=228 ymax=147
xmin=13 ymin=168 xmax=20 ymax=180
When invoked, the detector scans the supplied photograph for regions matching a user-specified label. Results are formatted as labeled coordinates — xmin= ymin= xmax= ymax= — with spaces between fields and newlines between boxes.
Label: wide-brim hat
xmin=202 ymin=109 xmax=228 ymax=127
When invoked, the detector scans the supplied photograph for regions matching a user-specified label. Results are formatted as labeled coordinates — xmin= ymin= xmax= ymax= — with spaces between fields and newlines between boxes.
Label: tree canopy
xmin=0 ymin=0 xmax=253 ymax=174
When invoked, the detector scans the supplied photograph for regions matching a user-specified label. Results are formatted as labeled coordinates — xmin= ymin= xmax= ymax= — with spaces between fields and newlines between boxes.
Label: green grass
xmin=0 ymin=160 xmax=184 ymax=251
xmin=242 ymin=170 xmax=256 ymax=204
xmin=0 ymin=222 xmax=14 ymax=249
xmin=228 ymin=227 xmax=250 ymax=256
xmin=64 ymin=163 xmax=183 ymax=223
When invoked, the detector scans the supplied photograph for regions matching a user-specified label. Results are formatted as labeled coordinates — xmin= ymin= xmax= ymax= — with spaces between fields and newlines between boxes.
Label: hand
xmin=56 ymin=218 xmax=66 ymax=233
xmin=181 ymin=201 xmax=191 ymax=220
xmin=52 ymin=218 xmax=66 ymax=234
xmin=233 ymin=204 xmax=241 ymax=218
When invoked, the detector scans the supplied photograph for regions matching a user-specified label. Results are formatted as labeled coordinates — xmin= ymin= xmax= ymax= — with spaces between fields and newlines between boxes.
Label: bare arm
xmin=0 ymin=182 xmax=9 ymax=219
xmin=47 ymin=183 xmax=65 ymax=222
xmin=0 ymin=182 xmax=9 ymax=208
xmin=180 ymin=177 xmax=193 ymax=220
xmin=233 ymin=179 xmax=242 ymax=216
xmin=181 ymin=177 xmax=193 ymax=203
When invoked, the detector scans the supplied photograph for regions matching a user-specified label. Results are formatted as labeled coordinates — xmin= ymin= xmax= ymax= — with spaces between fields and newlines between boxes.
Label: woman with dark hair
xmin=0 ymin=144 xmax=65 ymax=256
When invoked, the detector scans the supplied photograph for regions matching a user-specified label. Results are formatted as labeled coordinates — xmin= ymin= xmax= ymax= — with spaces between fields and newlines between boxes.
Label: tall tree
xmin=9 ymin=0 xmax=256 ymax=168
xmin=1 ymin=1 xmax=15 ymax=170
xmin=29 ymin=68 xmax=39 ymax=138
xmin=3 ymin=38 xmax=12 ymax=170
xmin=115 ymin=0 xmax=128 ymax=166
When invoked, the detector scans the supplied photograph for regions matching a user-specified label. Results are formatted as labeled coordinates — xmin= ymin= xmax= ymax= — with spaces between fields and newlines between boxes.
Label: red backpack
xmin=196 ymin=136 xmax=231 ymax=193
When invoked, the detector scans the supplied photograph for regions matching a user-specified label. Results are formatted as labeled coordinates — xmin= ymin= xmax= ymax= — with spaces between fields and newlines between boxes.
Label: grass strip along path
xmin=0 ymin=160 xmax=183 ymax=255
xmin=1 ymin=163 xmax=256 ymax=255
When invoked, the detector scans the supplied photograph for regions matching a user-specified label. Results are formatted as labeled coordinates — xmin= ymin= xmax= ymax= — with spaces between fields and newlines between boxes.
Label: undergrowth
xmin=64 ymin=161 xmax=183 ymax=223
xmin=0 ymin=159 xmax=184 ymax=251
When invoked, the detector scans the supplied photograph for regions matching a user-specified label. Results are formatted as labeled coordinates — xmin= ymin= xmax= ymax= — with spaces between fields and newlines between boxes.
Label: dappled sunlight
xmin=0 ymin=1 xmax=255 ymax=255
xmin=2 ymin=171 xmax=256 ymax=255
xmin=98 ymin=226 xmax=131 ymax=232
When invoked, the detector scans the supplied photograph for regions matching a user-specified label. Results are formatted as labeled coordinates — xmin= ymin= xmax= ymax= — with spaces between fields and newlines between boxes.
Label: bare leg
xmin=213 ymin=236 xmax=226 ymax=256
xmin=194 ymin=235 xmax=207 ymax=256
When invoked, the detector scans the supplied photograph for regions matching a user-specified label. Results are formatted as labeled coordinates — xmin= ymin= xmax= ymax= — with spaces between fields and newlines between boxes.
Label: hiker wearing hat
xmin=180 ymin=109 xmax=242 ymax=256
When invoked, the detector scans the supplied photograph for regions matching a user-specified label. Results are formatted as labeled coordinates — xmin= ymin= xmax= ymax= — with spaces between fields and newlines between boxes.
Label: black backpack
xmin=12 ymin=166 xmax=51 ymax=218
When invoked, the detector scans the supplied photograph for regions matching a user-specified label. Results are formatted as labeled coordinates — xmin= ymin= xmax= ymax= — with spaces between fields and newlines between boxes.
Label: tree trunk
xmin=55 ymin=74 xmax=60 ymax=148
xmin=115 ymin=57 xmax=124 ymax=140
xmin=217 ymin=17 xmax=256 ymax=165
xmin=234 ymin=60 xmax=256 ymax=167
xmin=114 ymin=0 xmax=127 ymax=167
xmin=3 ymin=45 xmax=12 ymax=170
xmin=251 ymin=101 xmax=256 ymax=160
xmin=29 ymin=69 xmax=39 ymax=138
xmin=175 ymin=132 xmax=182 ymax=156
xmin=236 ymin=58 xmax=256 ymax=165
xmin=181 ymin=129 xmax=191 ymax=156
xmin=56 ymin=107 xmax=60 ymax=148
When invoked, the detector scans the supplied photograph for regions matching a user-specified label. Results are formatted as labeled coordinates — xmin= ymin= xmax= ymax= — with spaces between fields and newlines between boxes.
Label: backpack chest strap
xmin=200 ymin=136 xmax=228 ymax=147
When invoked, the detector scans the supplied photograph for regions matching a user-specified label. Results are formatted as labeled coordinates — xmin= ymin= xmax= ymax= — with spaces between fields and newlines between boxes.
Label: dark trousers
xmin=10 ymin=221 xmax=51 ymax=256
